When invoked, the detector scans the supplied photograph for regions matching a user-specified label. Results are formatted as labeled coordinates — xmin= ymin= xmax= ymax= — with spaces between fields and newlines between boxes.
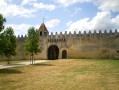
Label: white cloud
xmin=33 ymin=2 xmax=56 ymax=11
xmin=93 ymin=0 xmax=119 ymax=12
xmin=67 ymin=21 xmax=73 ymax=27
xmin=5 ymin=24 xmax=33 ymax=36
xmin=4 ymin=19 xmax=60 ymax=36
xmin=45 ymin=19 xmax=60 ymax=28
xmin=0 ymin=0 xmax=37 ymax=18
xmin=56 ymin=0 xmax=91 ymax=6
xmin=71 ymin=8 xmax=81 ymax=17
xmin=66 ymin=11 xmax=119 ymax=33
xmin=21 ymin=0 xmax=37 ymax=5
xmin=5 ymin=24 xmax=44 ymax=36
xmin=112 ymin=15 xmax=119 ymax=29
xmin=66 ymin=18 xmax=90 ymax=33
xmin=57 ymin=0 xmax=119 ymax=12
xmin=5 ymin=19 xmax=60 ymax=36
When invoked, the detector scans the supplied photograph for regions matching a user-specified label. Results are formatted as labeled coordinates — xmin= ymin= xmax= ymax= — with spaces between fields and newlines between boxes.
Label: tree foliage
xmin=0 ymin=14 xmax=6 ymax=56
xmin=25 ymin=27 xmax=40 ymax=64
xmin=2 ymin=27 xmax=17 ymax=64
xmin=0 ymin=32 xmax=6 ymax=55
xmin=0 ymin=14 xmax=6 ymax=32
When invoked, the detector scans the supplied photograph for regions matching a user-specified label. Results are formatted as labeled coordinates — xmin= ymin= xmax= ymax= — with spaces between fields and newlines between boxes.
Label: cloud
xmin=57 ymin=0 xmax=119 ymax=12
xmin=93 ymin=0 xmax=119 ymax=12
xmin=67 ymin=21 xmax=73 ymax=27
xmin=71 ymin=8 xmax=81 ymax=17
xmin=66 ymin=11 xmax=119 ymax=33
xmin=0 ymin=0 xmax=57 ymax=18
xmin=56 ymin=0 xmax=91 ymax=6
xmin=45 ymin=19 xmax=60 ymax=28
xmin=111 ymin=15 xmax=119 ymax=29
xmin=0 ymin=0 xmax=37 ymax=18
xmin=5 ymin=18 xmax=60 ymax=36
xmin=33 ymin=2 xmax=56 ymax=11
xmin=5 ymin=24 xmax=33 ymax=36
xmin=21 ymin=0 xmax=37 ymax=5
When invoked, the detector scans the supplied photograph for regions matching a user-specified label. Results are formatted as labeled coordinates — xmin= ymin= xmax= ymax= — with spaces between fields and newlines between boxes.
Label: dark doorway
xmin=47 ymin=45 xmax=59 ymax=60
xmin=62 ymin=50 xmax=67 ymax=59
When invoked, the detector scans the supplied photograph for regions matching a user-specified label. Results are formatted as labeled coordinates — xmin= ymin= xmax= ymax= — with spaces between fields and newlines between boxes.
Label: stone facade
xmin=45 ymin=29 xmax=119 ymax=59
xmin=1 ymin=23 xmax=119 ymax=60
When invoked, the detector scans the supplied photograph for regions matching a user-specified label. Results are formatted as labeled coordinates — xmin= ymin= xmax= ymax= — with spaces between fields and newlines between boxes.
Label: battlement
xmin=48 ymin=29 xmax=118 ymax=38
xmin=17 ymin=35 xmax=27 ymax=42
xmin=46 ymin=29 xmax=119 ymax=43
xmin=49 ymin=29 xmax=118 ymax=36
xmin=17 ymin=35 xmax=27 ymax=39
xmin=17 ymin=29 xmax=119 ymax=42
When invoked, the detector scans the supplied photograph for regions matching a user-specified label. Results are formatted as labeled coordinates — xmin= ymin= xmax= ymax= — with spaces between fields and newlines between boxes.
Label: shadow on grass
xmin=33 ymin=63 xmax=53 ymax=66
xmin=0 ymin=69 xmax=22 ymax=74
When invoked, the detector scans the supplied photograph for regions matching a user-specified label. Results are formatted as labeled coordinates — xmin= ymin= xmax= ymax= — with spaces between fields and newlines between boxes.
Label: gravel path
xmin=0 ymin=60 xmax=49 ymax=69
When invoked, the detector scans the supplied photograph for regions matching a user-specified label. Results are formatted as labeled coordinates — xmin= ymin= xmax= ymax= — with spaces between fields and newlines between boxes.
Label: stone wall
xmin=1 ymin=29 xmax=119 ymax=60
xmin=47 ymin=29 xmax=119 ymax=59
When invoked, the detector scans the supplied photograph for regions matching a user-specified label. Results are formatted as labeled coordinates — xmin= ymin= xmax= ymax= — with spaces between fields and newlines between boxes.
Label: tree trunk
xmin=31 ymin=53 xmax=33 ymax=64
xmin=32 ymin=55 xmax=33 ymax=64
xmin=7 ymin=56 xmax=10 ymax=64
xmin=34 ymin=58 xmax=35 ymax=64
xmin=30 ymin=54 xmax=31 ymax=64
xmin=33 ymin=55 xmax=35 ymax=64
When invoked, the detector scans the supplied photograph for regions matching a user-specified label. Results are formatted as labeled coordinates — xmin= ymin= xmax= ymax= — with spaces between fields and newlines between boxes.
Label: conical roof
xmin=39 ymin=23 xmax=48 ymax=32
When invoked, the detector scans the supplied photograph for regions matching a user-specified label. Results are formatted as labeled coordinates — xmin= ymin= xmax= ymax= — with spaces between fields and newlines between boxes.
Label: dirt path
xmin=0 ymin=60 xmax=49 ymax=69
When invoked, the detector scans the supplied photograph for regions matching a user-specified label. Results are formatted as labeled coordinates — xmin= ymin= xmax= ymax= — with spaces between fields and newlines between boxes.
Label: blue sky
xmin=0 ymin=0 xmax=119 ymax=36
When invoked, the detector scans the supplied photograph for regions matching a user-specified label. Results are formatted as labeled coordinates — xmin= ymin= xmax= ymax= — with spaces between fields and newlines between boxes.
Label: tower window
xmin=117 ymin=51 xmax=119 ymax=53
xmin=40 ymin=32 xmax=42 ymax=36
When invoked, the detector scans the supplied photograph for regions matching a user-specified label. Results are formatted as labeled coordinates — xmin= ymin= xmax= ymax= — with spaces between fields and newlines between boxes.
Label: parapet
xmin=17 ymin=29 xmax=119 ymax=42
xmin=47 ymin=29 xmax=119 ymax=39
xmin=17 ymin=35 xmax=27 ymax=41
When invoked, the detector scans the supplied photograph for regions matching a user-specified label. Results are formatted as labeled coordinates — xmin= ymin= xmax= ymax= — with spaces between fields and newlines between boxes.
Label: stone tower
xmin=39 ymin=23 xmax=49 ymax=36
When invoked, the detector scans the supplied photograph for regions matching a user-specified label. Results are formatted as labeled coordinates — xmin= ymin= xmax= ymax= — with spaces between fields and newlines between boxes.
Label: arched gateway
xmin=62 ymin=50 xmax=67 ymax=59
xmin=47 ymin=45 xmax=59 ymax=60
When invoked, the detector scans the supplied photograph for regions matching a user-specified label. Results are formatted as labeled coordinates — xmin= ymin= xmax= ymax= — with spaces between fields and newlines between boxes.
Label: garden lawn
xmin=0 ymin=59 xmax=119 ymax=90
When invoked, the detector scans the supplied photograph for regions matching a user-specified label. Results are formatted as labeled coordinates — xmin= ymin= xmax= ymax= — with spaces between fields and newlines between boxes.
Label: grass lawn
xmin=0 ymin=59 xmax=119 ymax=90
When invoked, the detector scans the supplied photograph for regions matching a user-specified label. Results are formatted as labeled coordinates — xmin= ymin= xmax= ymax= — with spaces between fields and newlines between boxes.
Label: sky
xmin=0 ymin=0 xmax=119 ymax=36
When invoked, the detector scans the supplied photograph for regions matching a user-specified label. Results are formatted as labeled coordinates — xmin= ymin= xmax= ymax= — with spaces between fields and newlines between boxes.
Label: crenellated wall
xmin=46 ymin=29 xmax=119 ymax=59
xmin=1 ymin=29 xmax=119 ymax=60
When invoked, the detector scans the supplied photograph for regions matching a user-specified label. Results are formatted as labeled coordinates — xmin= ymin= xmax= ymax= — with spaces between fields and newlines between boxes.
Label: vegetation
xmin=0 ymin=14 xmax=6 ymax=32
xmin=25 ymin=27 xmax=40 ymax=64
xmin=0 ymin=14 xmax=17 ymax=64
xmin=1 ymin=27 xmax=17 ymax=64
xmin=0 ymin=14 xmax=6 ymax=55
xmin=0 ymin=59 xmax=119 ymax=90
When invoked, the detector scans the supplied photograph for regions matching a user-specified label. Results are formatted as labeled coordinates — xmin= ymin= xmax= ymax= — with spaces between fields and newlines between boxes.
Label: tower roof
xmin=39 ymin=23 xmax=48 ymax=32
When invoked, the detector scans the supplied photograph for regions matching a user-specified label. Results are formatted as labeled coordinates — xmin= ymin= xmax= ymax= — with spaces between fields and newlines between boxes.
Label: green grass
xmin=0 ymin=59 xmax=119 ymax=90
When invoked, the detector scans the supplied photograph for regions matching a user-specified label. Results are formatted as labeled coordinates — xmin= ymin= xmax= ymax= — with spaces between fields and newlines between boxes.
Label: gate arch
xmin=62 ymin=50 xmax=67 ymax=59
xmin=47 ymin=45 xmax=59 ymax=60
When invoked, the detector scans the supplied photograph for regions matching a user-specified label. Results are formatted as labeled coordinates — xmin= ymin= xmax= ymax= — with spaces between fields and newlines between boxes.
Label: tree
xmin=2 ymin=27 xmax=17 ymax=64
xmin=0 ymin=14 xmax=6 ymax=56
xmin=25 ymin=27 xmax=40 ymax=64
xmin=0 ymin=14 xmax=6 ymax=32
xmin=0 ymin=32 xmax=6 ymax=55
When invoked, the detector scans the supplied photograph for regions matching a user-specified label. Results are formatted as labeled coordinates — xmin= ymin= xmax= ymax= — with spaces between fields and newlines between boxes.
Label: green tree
xmin=0 ymin=14 xmax=6 ymax=32
xmin=0 ymin=33 xmax=6 ymax=55
xmin=25 ymin=27 xmax=40 ymax=64
xmin=0 ymin=14 xmax=6 ymax=56
xmin=2 ymin=27 xmax=17 ymax=64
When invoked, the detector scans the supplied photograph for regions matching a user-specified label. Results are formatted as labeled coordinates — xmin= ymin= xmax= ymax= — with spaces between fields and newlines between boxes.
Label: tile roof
xmin=39 ymin=23 xmax=48 ymax=32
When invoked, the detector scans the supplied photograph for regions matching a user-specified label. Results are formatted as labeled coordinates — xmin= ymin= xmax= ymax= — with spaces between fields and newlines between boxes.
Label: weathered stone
xmin=1 ymin=24 xmax=119 ymax=60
